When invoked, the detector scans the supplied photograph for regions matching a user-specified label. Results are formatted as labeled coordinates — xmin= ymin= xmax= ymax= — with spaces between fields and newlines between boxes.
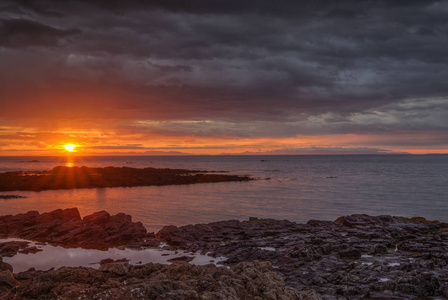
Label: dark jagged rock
xmin=18 ymin=246 xmax=42 ymax=255
xmin=0 ymin=256 xmax=13 ymax=273
xmin=0 ymin=270 xmax=18 ymax=295
xmin=167 ymin=255 xmax=194 ymax=263
xmin=0 ymin=166 xmax=253 ymax=192
xmin=157 ymin=214 xmax=448 ymax=299
xmin=98 ymin=262 xmax=131 ymax=276
xmin=0 ymin=208 xmax=148 ymax=250
xmin=338 ymin=249 xmax=362 ymax=260
xmin=0 ymin=242 xmax=31 ymax=257
xmin=3 ymin=210 xmax=448 ymax=299
xmin=99 ymin=258 xmax=129 ymax=265
xmin=4 ymin=261 xmax=300 ymax=300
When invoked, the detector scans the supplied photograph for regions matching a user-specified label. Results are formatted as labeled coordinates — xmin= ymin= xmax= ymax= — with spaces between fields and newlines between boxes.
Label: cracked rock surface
xmin=2 ymin=210 xmax=448 ymax=299
xmin=157 ymin=214 xmax=448 ymax=299
xmin=3 ymin=261 xmax=302 ymax=300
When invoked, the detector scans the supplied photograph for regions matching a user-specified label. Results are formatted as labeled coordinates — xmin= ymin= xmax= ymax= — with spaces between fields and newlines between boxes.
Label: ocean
xmin=0 ymin=155 xmax=447 ymax=232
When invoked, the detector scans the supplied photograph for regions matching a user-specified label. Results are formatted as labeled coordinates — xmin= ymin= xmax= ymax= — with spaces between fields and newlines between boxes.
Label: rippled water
xmin=0 ymin=155 xmax=447 ymax=231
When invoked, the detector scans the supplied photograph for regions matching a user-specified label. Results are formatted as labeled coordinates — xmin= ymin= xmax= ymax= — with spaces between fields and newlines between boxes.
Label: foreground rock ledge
xmin=0 ymin=166 xmax=252 ymax=192
xmin=0 ymin=208 xmax=149 ymax=251
xmin=157 ymin=215 xmax=448 ymax=299
xmin=2 ymin=209 xmax=448 ymax=299
xmin=2 ymin=261 xmax=305 ymax=300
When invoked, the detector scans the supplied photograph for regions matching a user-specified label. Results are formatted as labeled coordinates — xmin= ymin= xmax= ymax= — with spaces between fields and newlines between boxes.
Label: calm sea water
xmin=0 ymin=155 xmax=447 ymax=232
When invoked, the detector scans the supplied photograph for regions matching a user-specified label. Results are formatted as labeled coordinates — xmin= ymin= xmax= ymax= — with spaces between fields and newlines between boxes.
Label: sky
xmin=1 ymin=0 xmax=448 ymax=155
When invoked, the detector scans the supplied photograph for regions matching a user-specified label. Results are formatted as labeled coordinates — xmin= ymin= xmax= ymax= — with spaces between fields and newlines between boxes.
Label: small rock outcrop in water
xmin=0 ymin=195 xmax=27 ymax=200
xmin=0 ymin=208 xmax=148 ymax=250
xmin=4 ymin=261 xmax=300 ymax=300
xmin=0 ymin=241 xmax=33 ymax=258
xmin=0 ymin=166 xmax=252 ymax=192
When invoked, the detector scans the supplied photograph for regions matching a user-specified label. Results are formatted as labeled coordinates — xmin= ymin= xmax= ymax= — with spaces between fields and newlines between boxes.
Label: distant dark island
xmin=0 ymin=166 xmax=253 ymax=192
xmin=0 ymin=195 xmax=27 ymax=200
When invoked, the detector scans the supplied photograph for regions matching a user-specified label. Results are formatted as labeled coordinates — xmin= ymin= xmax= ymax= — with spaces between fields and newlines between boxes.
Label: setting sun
xmin=64 ymin=144 xmax=76 ymax=152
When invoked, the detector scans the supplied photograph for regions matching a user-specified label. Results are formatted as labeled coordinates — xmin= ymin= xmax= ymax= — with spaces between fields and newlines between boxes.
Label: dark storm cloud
xmin=1 ymin=0 xmax=448 ymax=147
xmin=0 ymin=18 xmax=80 ymax=48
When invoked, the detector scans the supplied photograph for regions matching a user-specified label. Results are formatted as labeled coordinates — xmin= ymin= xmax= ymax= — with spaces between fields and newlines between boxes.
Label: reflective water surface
xmin=1 ymin=238 xmax=226 ymax=273
xmin=1 ymin=155 xmax=447 ymax=232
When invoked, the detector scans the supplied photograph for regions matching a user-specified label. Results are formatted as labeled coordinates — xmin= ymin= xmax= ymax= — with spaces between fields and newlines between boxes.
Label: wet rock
xmin=99 ymin=258 xmax=114 ymax=265
xmin=306 ymin=220 xmax=336 ymax=228
xmin=99 ymin=262 xmax=131 ymax=276
xmin=0 ymin=256 xmax=13 ymax=273
xmin=167 ymin=256 xmax=194 ymax=263
xmin=99 ymin=258 xmax=129 ymax=265
xmin=231 ymin=260 xmax=299 ymax=299
xmin=83 ymin=210 xmax=110 ymax=225
xmin=14 ymin=261 xmax=299 ymax=299
xmin=17 ymin=267 xmax=107 ymax=299
xmin=156 ymin=225 xmax=185 ymax=245
xmin=155 ymin=214 xmax=448 ymax=299
xmin=18 ymin=246 xmax=42 ymax=255
xmin=298 ymin=289 xmax=321 ymax=300
xmin=3 ymin=209 xmax=448 ymax=299
xmin=0 ymin=263 xmax=13 ymax=273
xmin=0 ymin=208 xmax=147 ymax=250
xmin=0 ymin=270 xmax=18 ymax=294
xmin=145 ymin=232 xmax=156 ymax=239
xmin=373 ymin=244 xmax=388 ymax=254
xmin=36 ymin=207 xmax=81 ymax=223
xmin=339 ymin=249 xmax=362 ymax=260
xmin=0 ymin=241 xmax=31 ymax=257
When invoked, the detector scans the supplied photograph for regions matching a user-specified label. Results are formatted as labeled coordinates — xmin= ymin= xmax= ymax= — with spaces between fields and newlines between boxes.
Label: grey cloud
xmin=125 ymin=96 xmax=448 ymax=139
xmin=348 ymin=130 xmax=448 ymax=148
xmin=0 ymin=18 xmax=80 ymax=48
xmin=1 ymin=0 xmax=448 ymax=148
xmin=87 ymin=145 xmax=231 ymax=150
xmin=221 ymin=147 xmax=410 ymax=155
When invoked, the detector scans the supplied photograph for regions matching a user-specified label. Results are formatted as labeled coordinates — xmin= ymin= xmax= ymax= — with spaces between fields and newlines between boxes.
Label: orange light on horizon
xmin=64 ymin=144 xmax=76 ymax=152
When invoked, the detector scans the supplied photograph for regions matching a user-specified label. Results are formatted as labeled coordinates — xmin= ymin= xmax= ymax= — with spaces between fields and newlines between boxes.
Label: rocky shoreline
xmin=1 ymin=209 xmax=448 ymax=299
xmin=157 ymin=215 xmax=448 ymax=299
xmin=0 ymin=208 xmax=150 ymax=251
xmin=0 ymin=166 xmax=252 ymax=192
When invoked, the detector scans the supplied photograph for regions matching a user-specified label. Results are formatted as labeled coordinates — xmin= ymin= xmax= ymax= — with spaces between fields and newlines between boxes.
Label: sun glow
xmin=64 ymin=144 xmax=76 ymax=152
